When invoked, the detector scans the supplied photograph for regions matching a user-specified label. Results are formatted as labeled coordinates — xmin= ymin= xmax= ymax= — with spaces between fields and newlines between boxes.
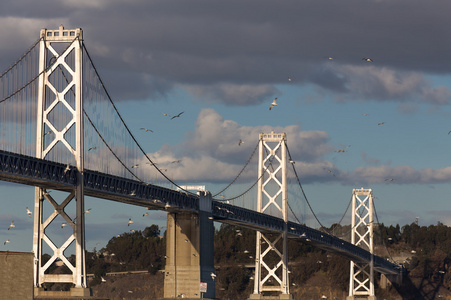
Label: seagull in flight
xmin=171 ymin=111 xmax=184 ymax=120
xmin=84 ymin=208 xmax=91 ymax=214
xmin=143 ymin=212 xmax=149 ymax=217
xmin=211 ymin=272 xmax=217 ymax=280
xmin=88 ymin=146 xmax=97 ymax=151
xmin=238 ymin=139 xmax=244 ymax=146
xmin=8 ymin=221 xmax=15 ymax=230
xmin=4 ymin=240 xmax=10 ymax=245
xmin=171 ymin=160 xmax=181 ymax=164
xmin=378 ymin=122 xmax=385 ymax=126
xmin=362 ymin=57 xmax=373 ymax=62
xmin=26 ymin=207 xmax=32 ymax=218
xmin=128 ymin=218 xmax=134 ymax=226
xmin=269 ymin=98 xmax=278 ymax=110
xmin=325 ymin=168 xmax=336 ymax=177
xmin=140 ymin=128 xmax=153 ymax=132
xmin=132 ymin=164 xmax=139 ymax=168
xmin=335 ymin=145 xmax=350 ymax=153
xmin=61 ymin=222 xmax=67 ymax=228
xmin=64 ymin=164 xmax=71 ymax=174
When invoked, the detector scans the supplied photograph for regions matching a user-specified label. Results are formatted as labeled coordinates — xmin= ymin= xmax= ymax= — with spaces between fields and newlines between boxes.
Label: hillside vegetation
xmin=43 ymin=222 xmax=451 ymax=299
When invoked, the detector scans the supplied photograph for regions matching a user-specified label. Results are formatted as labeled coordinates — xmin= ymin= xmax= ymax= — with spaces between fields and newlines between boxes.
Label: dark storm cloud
xmin=1 ymin=0 xmax=451 ymax=104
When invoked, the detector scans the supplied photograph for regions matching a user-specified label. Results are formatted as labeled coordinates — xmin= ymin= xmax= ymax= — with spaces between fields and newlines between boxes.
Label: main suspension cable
xmin=212 ymin=141 xmax=259 ymax=197
xmin=82 ymin=42 xmax=195 ymax=195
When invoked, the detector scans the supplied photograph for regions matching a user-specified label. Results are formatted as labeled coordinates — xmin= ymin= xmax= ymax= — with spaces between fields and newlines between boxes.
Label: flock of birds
xmin=3 ymin=57 xmax=391 ymax=251
xmin=137 ymin=111 xmax=184 ymax=134
xmin=266 ymin=56 xmax=399 ymax=182
xmin=3 ymin=206 xmax=93 ymax=246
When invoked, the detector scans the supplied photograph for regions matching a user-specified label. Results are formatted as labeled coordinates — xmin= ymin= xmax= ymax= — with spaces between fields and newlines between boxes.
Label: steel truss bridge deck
xmin=0 ymin=149 xmax=401 ymax=275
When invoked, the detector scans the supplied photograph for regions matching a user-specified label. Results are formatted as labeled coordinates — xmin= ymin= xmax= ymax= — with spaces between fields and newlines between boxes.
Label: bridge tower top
xmin=40 ymin=25 xmax=83 ymax=41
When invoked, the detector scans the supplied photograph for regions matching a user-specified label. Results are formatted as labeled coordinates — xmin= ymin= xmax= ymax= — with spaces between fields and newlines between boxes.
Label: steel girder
xmin=0 ymin=149 xmax=401 ymax=276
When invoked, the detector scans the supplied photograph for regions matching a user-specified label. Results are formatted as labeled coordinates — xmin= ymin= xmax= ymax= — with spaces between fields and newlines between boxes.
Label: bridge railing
xmin=0 ymin=149 xmax=401 ymax=275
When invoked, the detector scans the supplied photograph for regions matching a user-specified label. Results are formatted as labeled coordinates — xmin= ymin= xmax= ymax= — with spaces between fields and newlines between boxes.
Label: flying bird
xmin=4 ymin=240 xmax=10 ymax=245
xmin=88 ymin=146 xmax=97 ymax=151
xmin=131 ymin=164 xmax=139 ymax=168
xmin=335 ymin=145 xmax=350 ymax=153
xmin=362 ymin=57 xmax=373 ymax=62
xmin=362 ymin=113 xmax=369 ymax=117
xmin=378 ymin=122 xmax=385 ymax=126
xmin=163 ymin=113 xmax=169 ymax=117
xmin=128 ymin=218 xmax=134 ymax=226
xmin=238 ymin=139 xmax=244 ymax=146
xmin=171 ymin=160 xmax=181 ymax=164
xmin=26 ymin=207 xmax=32 ymax=217
xmin=101 ymin=276 xmax=106 ymax=283
xmin=143 ymin=212 xmax=149 ymax=217
xmin=8 ymin=221 xmax=15 ymax=230
xmin=84 ymin=208 xmax=91 ymax=214
xmin=64 ymin=164 xmax=71 ymax=174
xmin=269 ymin=98 xmax=278 ymax=110
xmin=61 ymin=222 xmax=67 ymax=228
xmin=325 ymin=168 xmax=336 ymax=177
xmin=211 ymin=272 xmax=217 ymax=280
xmin=140 ymin=128 xmax=153 ymax=132
xmin=385 ymin=178 xmax=395 ymax=182
xmin=171 ymin=111 xmax=184 ymax=120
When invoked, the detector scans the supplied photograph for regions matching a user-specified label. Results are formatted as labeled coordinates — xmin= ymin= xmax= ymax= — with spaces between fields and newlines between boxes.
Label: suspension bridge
xmin=0 ymin=26 xmax=401 ymax=299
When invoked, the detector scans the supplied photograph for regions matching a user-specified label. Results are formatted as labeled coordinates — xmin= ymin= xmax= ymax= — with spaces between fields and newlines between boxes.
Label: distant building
xmin=0 ymin=251 xmax=34 ymax=300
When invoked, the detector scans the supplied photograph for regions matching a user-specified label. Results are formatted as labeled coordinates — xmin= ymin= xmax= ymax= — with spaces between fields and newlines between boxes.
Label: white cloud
xmin=183 ymin=83 xmax=278 ymax=106
xmin=350 ymin=165 xmax=451 ymax=184
xmin=325 ymin=64 xmax=451 ymax=105
xmin=138 ymin=108 xmax=333 ymax=183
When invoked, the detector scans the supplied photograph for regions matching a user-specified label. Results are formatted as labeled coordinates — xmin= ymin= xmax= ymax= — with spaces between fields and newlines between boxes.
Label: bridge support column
xmin=347 ymin=188 xmax=376 ymax=300
xmin=163 ymin=191 xmax=215 ymax=299
xmin=33 ymin=25 xmax=89 ymax=295
xmin=250 ymin=132 xmax=292 ymax=300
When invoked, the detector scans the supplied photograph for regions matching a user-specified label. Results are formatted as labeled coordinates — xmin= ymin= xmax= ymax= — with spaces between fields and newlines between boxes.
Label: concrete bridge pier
xmin=163 ymin=191 xmax=215 ymax=299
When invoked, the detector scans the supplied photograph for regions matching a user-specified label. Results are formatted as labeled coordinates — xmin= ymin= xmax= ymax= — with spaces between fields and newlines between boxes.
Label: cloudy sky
xmin=2 ymin=0 xmax=451 ymax=252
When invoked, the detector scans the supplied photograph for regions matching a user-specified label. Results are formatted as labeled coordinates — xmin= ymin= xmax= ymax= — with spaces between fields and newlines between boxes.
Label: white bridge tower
xmin=250 ymin=132 xmax=292 ymax=300
xmin=33 ymin=26 xmax=90 ymax=296
xmin=347 ymin=188 xmax=376 ymax=300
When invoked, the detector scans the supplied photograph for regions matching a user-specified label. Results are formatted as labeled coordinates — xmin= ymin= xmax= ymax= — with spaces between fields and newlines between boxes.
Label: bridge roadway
xmin=0 ymin=149 xmax=401 ymax=275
